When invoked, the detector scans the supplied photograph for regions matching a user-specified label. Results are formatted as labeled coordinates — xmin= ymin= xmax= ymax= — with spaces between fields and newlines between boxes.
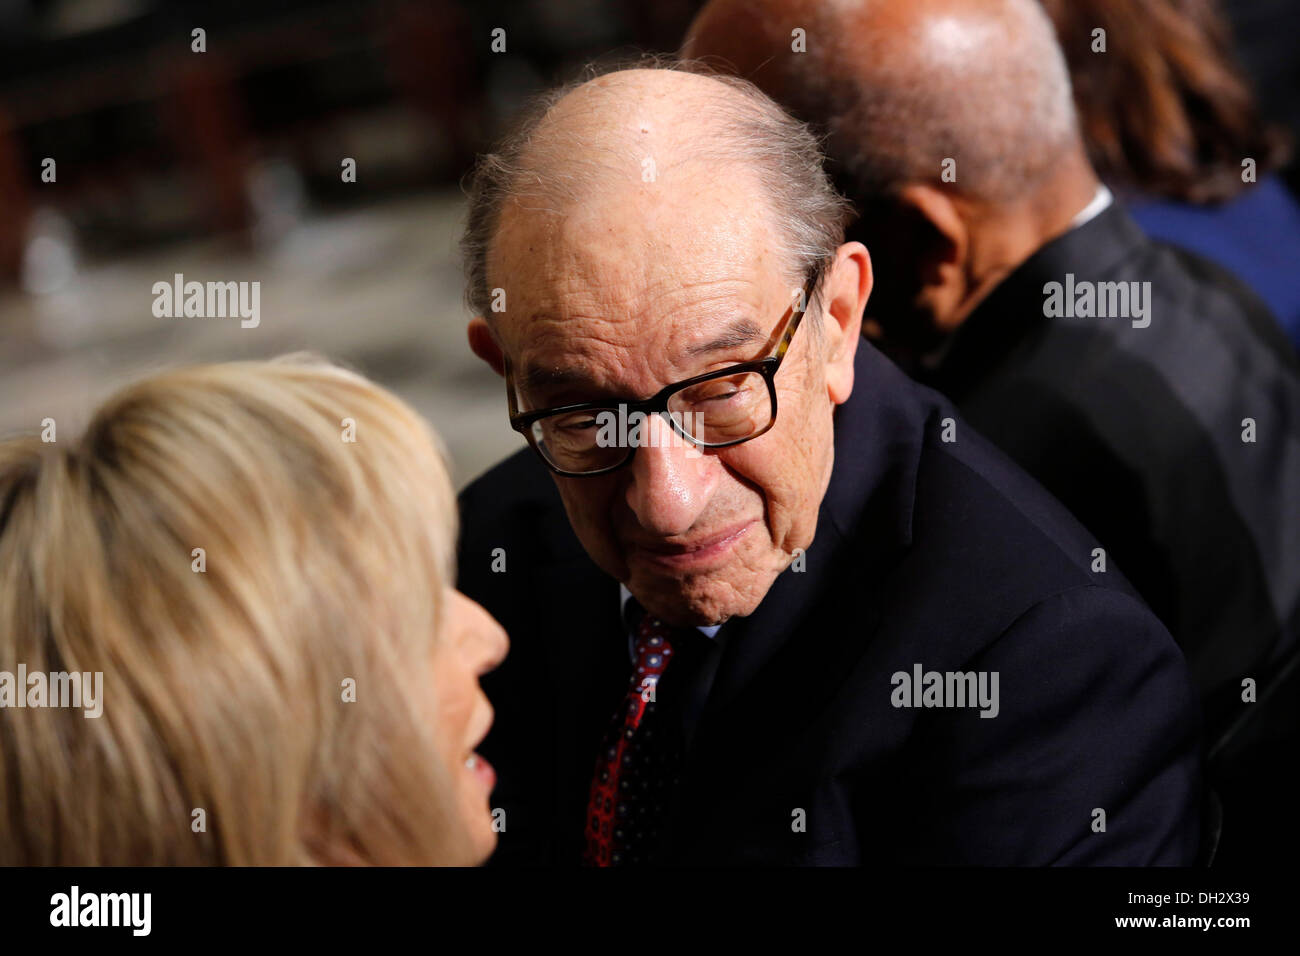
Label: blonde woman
xmin=0 ymin=356 xmax=507 ymax=865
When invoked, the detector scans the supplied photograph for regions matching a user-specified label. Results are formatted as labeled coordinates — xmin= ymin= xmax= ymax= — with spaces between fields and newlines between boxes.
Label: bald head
xmin=462 ymin=64 xmax=851 ymax=321
xmin=516 ymin=69 xmax=747 ymax=195
xmin=685 ymin=0 xmax=1085 ymax=205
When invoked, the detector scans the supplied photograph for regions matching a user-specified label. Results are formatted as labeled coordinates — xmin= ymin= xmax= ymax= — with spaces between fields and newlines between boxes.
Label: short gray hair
xmin=459 ymin=57 xmax=853 ymax=322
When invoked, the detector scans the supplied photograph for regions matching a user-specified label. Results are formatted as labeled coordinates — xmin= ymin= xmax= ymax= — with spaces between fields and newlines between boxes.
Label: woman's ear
xmin=822 ymin=241 xmax=872 ymax=405
xmin=468 ymin=317 xmax=506 ymax=378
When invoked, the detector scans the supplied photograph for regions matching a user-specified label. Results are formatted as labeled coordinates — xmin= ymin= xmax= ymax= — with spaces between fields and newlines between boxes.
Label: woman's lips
xmin=465 ymin=752 xmax=496 ymax=792
xmin=631 ymin=520 xmax=757 ymax=570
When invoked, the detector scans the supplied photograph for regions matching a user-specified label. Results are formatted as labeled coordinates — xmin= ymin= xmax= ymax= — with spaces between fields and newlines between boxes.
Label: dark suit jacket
xmin=916 ymin=203 xmax=1300 ymax=758
xmin=458 ymin=342 xmax=1203 ymax=865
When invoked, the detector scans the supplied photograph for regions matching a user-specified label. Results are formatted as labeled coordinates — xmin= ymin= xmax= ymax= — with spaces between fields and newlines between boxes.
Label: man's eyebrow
xmin=515 ymin=364 xmax=591 ymax=394
xmin=686 ymin=318 xmax=765 ymax=356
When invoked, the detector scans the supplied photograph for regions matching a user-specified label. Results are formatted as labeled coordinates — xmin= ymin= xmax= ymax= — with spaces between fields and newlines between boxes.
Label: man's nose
xmin=623 ymin=412 xmax=718 ymax=537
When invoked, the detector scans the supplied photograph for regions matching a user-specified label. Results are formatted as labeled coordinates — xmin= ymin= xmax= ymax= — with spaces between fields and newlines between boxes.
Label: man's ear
xmin=467 ymin=316 xmax=506 ymax=378
xmin=893 ymin=183 xmax=969 ymax=332
xmin=821 ymin=241 xmax=872 ymax=405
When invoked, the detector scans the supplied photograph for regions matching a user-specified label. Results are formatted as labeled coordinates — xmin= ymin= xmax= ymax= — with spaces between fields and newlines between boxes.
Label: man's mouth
xmin=629 ymin=519 xmax=757 ymax=570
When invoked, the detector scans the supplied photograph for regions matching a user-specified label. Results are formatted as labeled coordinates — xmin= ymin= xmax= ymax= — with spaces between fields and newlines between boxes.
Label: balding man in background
xmin=685 ymin=0 xmax=1300 ymax=863
xmin=456 ymin=61 xmax=1201 ymax=866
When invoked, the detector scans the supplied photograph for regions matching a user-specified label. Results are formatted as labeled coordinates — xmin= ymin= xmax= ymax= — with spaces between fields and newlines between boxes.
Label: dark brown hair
xmin=1040 ymin=0 xmax=1291 ymax=203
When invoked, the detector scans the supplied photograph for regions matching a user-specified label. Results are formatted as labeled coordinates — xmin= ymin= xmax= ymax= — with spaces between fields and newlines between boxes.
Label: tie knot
xmin=633 ymin=615 xmax=675 ymax=676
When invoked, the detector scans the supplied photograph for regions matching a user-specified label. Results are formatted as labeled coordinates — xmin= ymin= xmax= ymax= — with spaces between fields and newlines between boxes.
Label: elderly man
xmin=685 ymin=0 xmax=1300 ymax=863
xmin=456 ymin=63 xmax=1201 ymax=865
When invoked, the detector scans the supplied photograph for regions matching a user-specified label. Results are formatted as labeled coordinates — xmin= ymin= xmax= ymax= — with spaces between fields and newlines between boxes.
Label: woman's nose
xmin=457 ymin=593 xmax=510 ymax=676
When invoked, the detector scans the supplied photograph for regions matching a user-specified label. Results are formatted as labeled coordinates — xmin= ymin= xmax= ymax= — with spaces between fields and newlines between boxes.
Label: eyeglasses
xmin=505 ymin=271 xmax=821 ymax=477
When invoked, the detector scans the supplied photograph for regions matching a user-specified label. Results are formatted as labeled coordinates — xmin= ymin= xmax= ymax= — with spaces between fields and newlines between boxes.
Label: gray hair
xmin=459 ymin=57 xmax=853 ymax=323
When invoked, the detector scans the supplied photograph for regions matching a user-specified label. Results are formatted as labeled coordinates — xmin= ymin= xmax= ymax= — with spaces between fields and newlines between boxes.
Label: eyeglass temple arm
xmin=504 ymin=355 xmax=522 ymax=420
xmin=771 ymin=272 xmax=820 ymax=362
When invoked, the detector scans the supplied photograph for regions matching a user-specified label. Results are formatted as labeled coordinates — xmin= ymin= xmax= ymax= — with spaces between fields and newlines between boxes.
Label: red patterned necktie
xmin=582 ymin=611 xmax=681 ymax=866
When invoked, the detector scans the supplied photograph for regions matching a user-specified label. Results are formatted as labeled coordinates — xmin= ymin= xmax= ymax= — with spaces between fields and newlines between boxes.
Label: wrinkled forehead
xmin=486 ymin=169 xmax=793 ymax=382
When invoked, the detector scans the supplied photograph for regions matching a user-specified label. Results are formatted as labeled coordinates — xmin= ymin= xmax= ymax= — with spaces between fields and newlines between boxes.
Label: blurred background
xmin=0 ymin=0 xmax=1295 ymax=487
xmin=0 ymin=0 xmax=699 ymax=486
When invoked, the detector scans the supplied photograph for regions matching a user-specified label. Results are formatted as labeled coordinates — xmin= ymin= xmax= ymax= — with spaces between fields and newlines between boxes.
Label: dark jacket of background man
xmin=913 ymin=204 xmax=1300 ymax=863
xmin=916 ymin=202 xmax=1300 ymax=731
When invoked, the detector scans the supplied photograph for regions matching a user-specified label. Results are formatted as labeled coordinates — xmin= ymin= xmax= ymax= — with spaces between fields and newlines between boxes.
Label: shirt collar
xmin=619 ymin=584 xmax=721 ymax=662
xmin=1070 ymin=184 xmax=1114 ymax=230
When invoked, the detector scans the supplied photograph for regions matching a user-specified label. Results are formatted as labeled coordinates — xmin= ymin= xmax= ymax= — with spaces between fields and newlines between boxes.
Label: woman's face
xmin=432 ymin=590 xmax=509 ymax=864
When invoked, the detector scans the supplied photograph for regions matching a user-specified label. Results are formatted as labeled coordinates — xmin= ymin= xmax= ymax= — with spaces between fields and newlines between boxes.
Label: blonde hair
xmin=0 ymin=355 xmax=470 ymax=865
